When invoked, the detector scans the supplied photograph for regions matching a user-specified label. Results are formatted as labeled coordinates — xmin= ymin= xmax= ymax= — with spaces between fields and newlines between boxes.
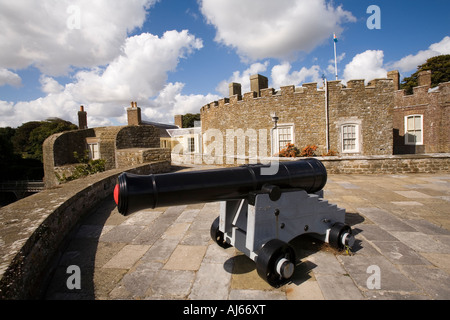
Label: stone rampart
xmin=115 ymin=148 xmax=171 ymax=168
xmin=0 ymin=161 xmax=170 ymax=299
xmin=173 ymin=153 xmax=450 ymax=174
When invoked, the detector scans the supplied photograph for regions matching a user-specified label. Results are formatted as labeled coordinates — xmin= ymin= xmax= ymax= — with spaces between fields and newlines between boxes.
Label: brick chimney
xmin=174 ymin=115 xmax=183 ymax=128
xmin=229 ymin=82 xmax=242 ymax=97
xmin=418 ymin=70 xmax=432 ymax=88
xmin=250 ymin=74 xmax=268 ymax=97
xmin=127 ymin=101 xmax=141 ymax=126
xmin=387 ymin=70 xmax=400 ymax=91
xmin=78 ymin=105 xmax=87 ymax=129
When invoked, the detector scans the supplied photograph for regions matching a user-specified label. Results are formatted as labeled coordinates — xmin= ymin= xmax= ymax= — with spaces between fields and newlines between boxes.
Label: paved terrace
xmin=44 ymin=167 xmax=450 ymax=300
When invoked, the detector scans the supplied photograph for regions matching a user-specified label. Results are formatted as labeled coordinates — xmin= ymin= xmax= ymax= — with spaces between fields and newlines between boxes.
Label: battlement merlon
xmin=200 ymin=71 xmax=450 ymax=115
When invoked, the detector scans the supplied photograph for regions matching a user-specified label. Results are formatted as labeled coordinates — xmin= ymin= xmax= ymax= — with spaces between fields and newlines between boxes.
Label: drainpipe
xmin=270 ymin=113 xmax=279 ymax=156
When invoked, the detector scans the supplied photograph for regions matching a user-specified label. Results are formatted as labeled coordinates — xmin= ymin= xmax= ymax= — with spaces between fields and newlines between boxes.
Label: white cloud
xmin=40 ymin=76 xmax=64 ymax=94
xmin=215 ymin=62 xmax=270 ymax=96
xmin=70 ymin=30 xmax=203 ymax=107
xmin=340 ymin=36 xmax=450 ymax=85
xmin=343 ymin=50 xmax=387 ymax=84
xmin=389 ymin=36 xmax=450 ymax=73
xmin=0 ymin=0 xmax=157 ymax=76
xmin=271 ymin=62 xmax=321 ymax=88
xmin=0 ymin=29 xmax=207 ymax=127
xmin=0 ymin=68 xmax=22 ymax=87
xmin=200 ymin=0 xmax=355 ymax=61
xmin=145 ymin=82 xmax=221 ymax=122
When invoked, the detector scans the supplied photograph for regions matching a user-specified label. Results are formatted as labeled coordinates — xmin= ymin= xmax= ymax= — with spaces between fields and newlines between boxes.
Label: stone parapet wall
xmin=0 ymin=161 xmax=170 ymax=299
xmin=115 ymin=148 xmax=171 ymax=168
xmin=318 ymin=154 xmax=450 ymax=174
xmin=173 ymin=153 xmax=450 ymax=174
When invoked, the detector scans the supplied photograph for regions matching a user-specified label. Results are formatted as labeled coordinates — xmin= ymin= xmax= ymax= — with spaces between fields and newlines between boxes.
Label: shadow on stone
xmin=43 ymin=197 xmax=115 ymax=299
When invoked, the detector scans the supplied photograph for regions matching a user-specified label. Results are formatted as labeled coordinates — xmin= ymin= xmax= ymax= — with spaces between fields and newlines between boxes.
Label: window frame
xmin=341 ymin=123 xmax=360 ymax=154
xmin=274 ymin=124 xmax=295 ymax=152
xmin=187 ymin=136 xmax=196 ymax=153
xmin=404 ymin=114 xmax=423 ymax=146
xmin=87 ymin=142 xmax=100 ymax=160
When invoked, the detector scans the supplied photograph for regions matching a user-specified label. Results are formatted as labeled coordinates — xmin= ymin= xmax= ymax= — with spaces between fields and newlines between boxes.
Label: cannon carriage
xmin=114 ymin=159 xmax=354 ymax=287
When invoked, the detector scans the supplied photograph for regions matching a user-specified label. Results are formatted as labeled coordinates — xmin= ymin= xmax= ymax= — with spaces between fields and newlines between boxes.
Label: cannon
xmin=114 ymin=159 xmax=354 ymax=287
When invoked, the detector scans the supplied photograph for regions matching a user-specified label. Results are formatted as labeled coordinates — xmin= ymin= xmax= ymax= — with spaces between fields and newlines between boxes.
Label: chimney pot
xmin=418 ymin=70 xmax=432 ymax=88
xmin=250 ymin=74 xmax=268 ymax=97
xmin=78 ymin=106 xmax=87 ymax=129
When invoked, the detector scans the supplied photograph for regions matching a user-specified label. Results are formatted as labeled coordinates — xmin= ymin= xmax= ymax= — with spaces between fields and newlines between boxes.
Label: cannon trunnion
xmin=114 ymin=159 xmax=354 ymax=287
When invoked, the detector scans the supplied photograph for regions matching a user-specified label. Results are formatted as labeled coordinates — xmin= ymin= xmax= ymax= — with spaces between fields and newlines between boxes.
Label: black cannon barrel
xmin=114 ymin=158 xmax=327 ymax=216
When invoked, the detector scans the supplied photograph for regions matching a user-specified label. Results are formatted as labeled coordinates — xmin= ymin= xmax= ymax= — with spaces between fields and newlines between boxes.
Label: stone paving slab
xmin=44 ymin=171 xmax=450 ymax=300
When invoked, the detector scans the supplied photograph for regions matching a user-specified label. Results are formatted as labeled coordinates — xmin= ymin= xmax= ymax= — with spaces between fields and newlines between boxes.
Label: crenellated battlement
xmin=200 ymin=75 xmax=395 ymax=114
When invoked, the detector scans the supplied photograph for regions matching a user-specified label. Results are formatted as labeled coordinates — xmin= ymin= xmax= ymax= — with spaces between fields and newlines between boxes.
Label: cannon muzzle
xmin=114 ymin=158 xmax=327 ymax=216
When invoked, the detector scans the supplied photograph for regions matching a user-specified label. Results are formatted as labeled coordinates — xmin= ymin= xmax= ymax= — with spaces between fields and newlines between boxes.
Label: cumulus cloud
xmin=200 ymin=0 xmax=356 ymax=61
xmin=340 ymin=36 xmax=450 ymax=85
xmin=0 ymin=0 xmax=157 ymax=76
xmin=343 ymin=50 xmax=387 ymax=84
xmin=71 ymin=31 xmax=203 ymax=106
xmin=146 ymin=82 xmax=221 ymax=121
xmin=0 ymin=30 xmax=206 ymax=127
xmin=0 ymin=68 xmax=22 ymax=87
xmin=215 ymin=62 xmax=270 ymax=96
xmin=389 ymin=36 xmax=450 ymax=73
xmin=40 ymin=76 xmax=64 ymax=94
xmin=271 ymin=62 xmax=321 ymax=88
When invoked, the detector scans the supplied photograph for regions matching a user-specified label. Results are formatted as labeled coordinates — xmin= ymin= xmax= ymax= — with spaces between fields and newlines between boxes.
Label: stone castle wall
xmin=43 ymin=125 xmax=167 ymax=188
xmin=393 ymin=80 xmax=450 ymax=154
xmin=200 ymin=76 xmax=394 ymax=158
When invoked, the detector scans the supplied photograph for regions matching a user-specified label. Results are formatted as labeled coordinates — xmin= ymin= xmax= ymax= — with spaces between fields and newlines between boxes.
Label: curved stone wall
xmin=0 ymin=161 xmax=169 ymax=299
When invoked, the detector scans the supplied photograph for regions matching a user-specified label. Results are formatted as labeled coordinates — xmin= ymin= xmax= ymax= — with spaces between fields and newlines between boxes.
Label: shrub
xmin=276 ymin=143 xmax=301 ymax=157
xmin=322 ymin=149 xmax=337 ymax=156
xmin=56 ymin=151 xmax=106 ymax=183
xmin=300 ymin=145 xmax=318 ymax=157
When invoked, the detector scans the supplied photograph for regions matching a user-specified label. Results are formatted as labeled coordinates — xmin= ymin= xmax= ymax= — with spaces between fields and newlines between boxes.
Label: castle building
xmin=199 ymin=71 xmax=449 ymax=162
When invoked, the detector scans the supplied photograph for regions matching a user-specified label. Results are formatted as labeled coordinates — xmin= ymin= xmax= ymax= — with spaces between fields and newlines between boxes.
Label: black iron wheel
xmin=329 ymin=222 xmax=352 ymax=249
xmin=256 ymin=239 xmax=296 ymax=288
xmin=210 ymin=216 xmax=231 ymax=248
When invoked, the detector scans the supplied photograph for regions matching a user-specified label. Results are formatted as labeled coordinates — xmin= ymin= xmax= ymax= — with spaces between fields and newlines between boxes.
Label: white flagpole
xmin=334 ymin=36 xmax=338 ymax=81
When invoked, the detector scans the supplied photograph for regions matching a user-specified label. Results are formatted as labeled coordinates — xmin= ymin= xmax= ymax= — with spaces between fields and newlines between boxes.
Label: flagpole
xmin=334 ymin=34 xmax=338 ymax=80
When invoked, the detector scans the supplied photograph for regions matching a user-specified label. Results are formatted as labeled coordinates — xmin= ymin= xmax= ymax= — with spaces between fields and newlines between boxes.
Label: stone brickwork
xmin=43 ymin=129 xmax=96 ymax=187
xmin=95 ymin=126 xmax=125 ymax=170
xmin=115 ymin=125 xmax=160 ymax=150
xmin=43 ymin=125 xmax=167 ymax=188
xmin=393 ymin=75 xmax=450 ymax=154
xmin=201 ymin=75 xmax=394 ymax=158
xmin=116 ymin=148 xmax=171 ymax=168
xmin=319 ymin=154 xmax=450 ymax=174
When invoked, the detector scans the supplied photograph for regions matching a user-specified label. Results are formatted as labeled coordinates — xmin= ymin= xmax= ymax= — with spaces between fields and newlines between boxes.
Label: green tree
xmin=400 ymin=54 xmax=450 ymax=94
xmin=182 ymin=113 xmax=201 ymax=128
xmin=0 ymin=127 xmax=16 ymax=162
xmin=13 ymin=118 xmax=77 ymax=161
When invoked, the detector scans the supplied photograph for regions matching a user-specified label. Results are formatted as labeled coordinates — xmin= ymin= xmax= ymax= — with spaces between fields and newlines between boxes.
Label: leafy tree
xmin=400 ymin=54 xmax=450 ymax=94
xmin=13 ymin=118 xmax=77 ymax=161
xmin=0 ymin=127 xmax=16 ymax=162
xmin=0 ymin=118 xmax=77 ymax=180
xmin=182 ymin=113 xmax=201 ymax=128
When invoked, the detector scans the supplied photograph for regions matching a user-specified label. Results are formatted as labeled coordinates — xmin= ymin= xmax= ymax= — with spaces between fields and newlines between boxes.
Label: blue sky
xmin=0 ymin=0 xmax=449 ymax=128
